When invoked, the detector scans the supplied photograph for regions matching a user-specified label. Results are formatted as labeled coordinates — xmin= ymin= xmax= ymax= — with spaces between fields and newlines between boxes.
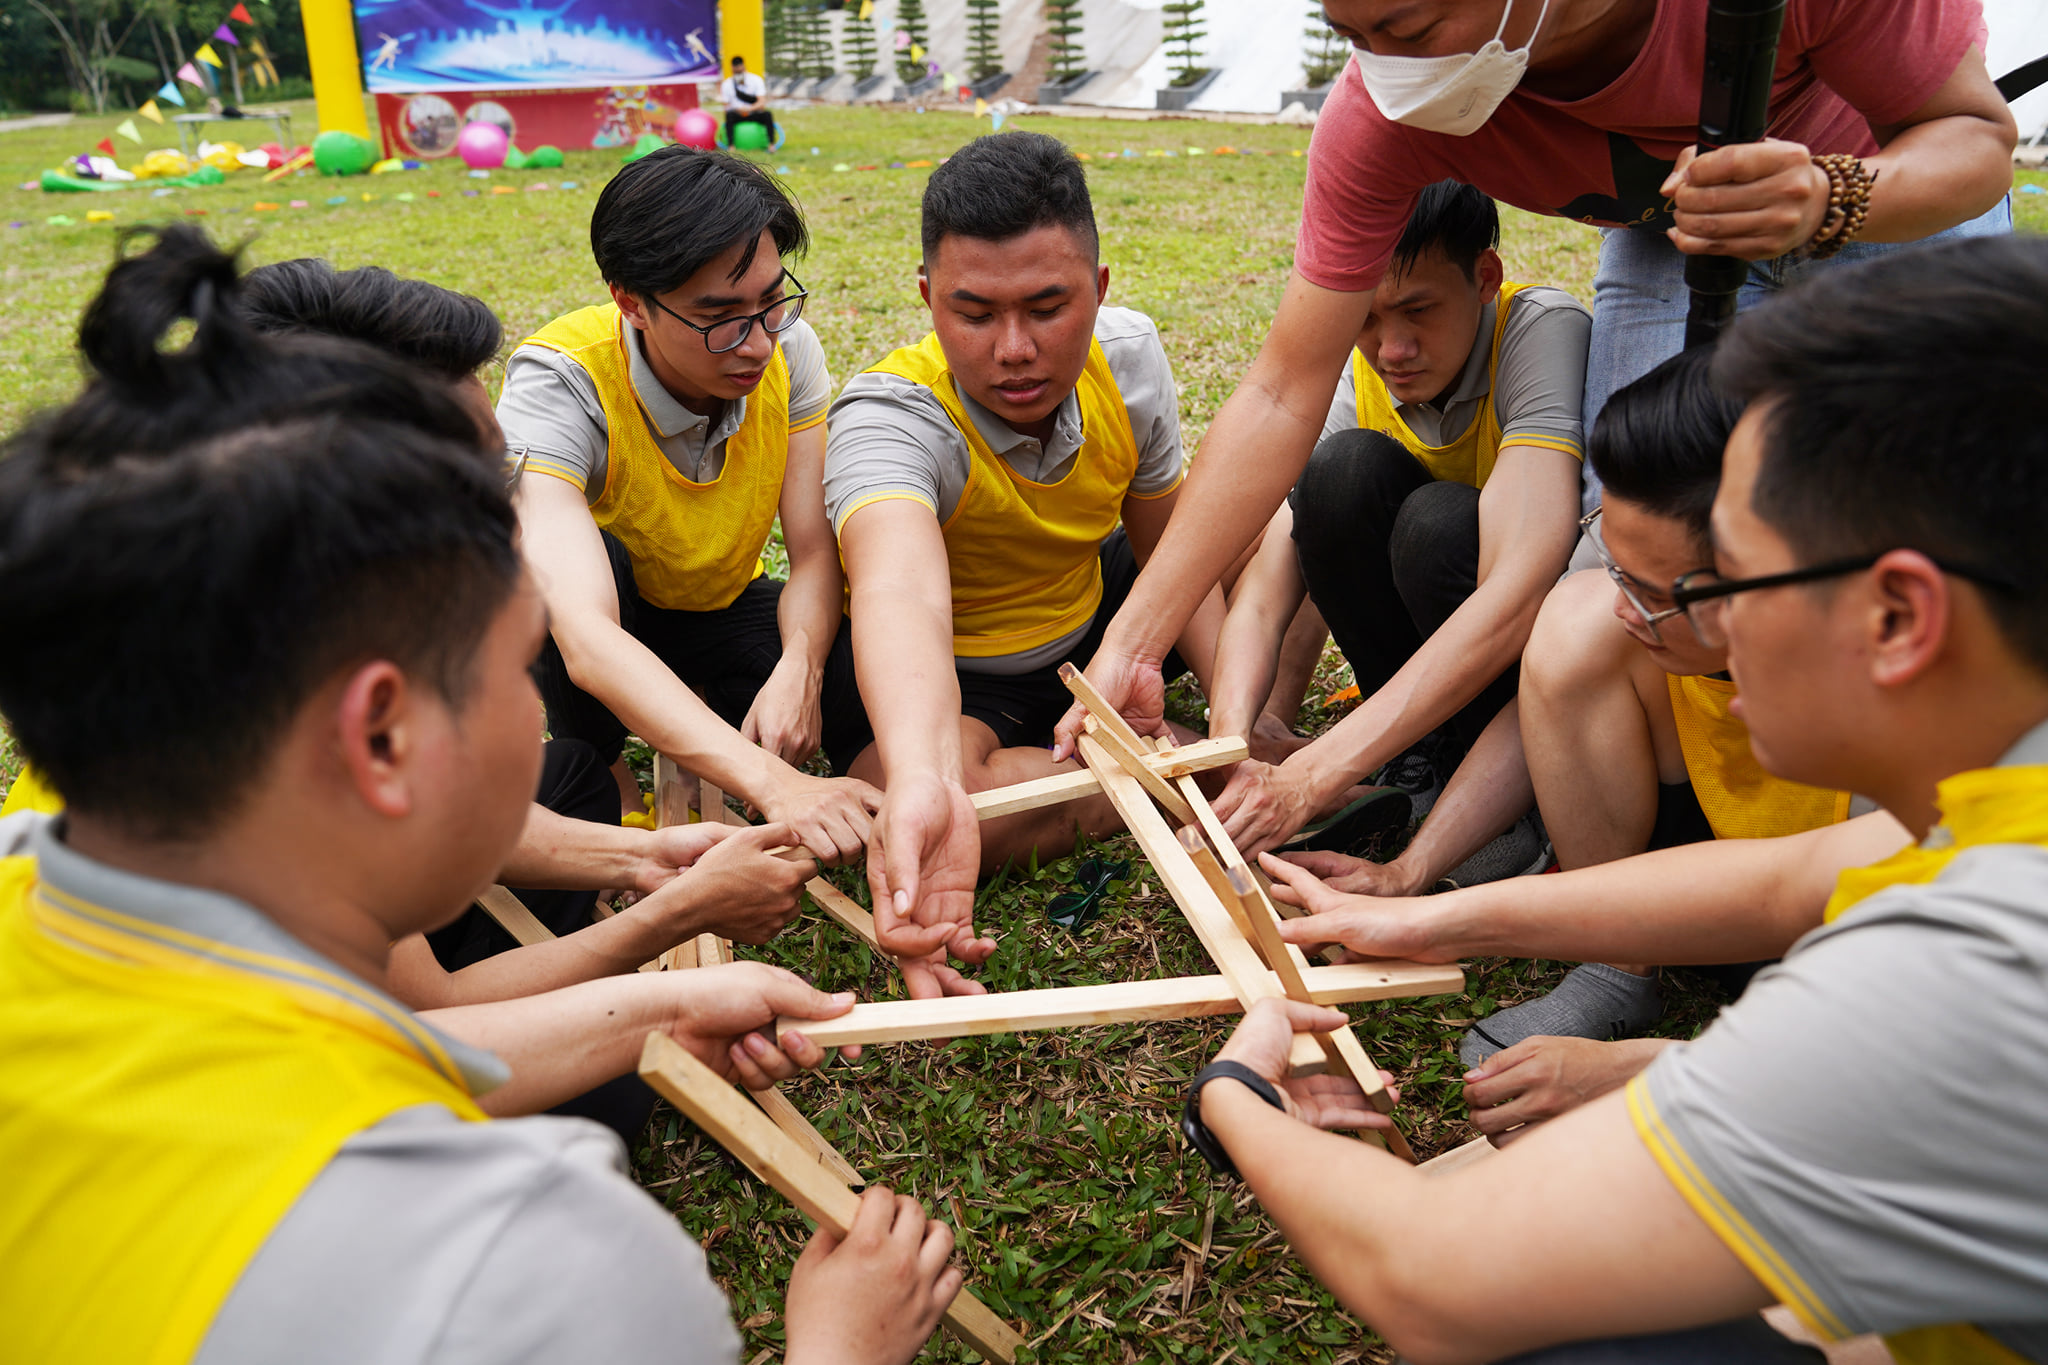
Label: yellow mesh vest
xmin=523 ymin=304 xmax=789 ymax=612
xmin=866 ymin=333 xmax=1140 ymax=658
xmin=0 ymin=855 xmax=489 ymax=1365
xmin=1351 ymin=282 xmax=1582 ymax=489
xmin=1665 ymin=674 xmax=1852 ymax=839
xmin=0 ymin=761 xmax=61 ymax=815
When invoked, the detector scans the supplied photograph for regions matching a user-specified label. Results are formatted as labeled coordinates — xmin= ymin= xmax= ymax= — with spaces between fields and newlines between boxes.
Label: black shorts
xmin=955 ymin=528 xmax=1187 ymax=750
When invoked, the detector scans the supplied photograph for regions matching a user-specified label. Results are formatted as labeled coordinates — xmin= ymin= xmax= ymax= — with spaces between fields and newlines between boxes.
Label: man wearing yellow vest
xmin=0 ymin=231 xmax=964 ymax=1365
xmin=502 ymin=146 xmax=878 ymax=863
xmin=825 ymin=132 xmax=1224 ymax=1000
xmin=1202 ymin=236 xmax=2048 ymax=1363
xmin=1204 ymin=182 xmax=1588 ymax=859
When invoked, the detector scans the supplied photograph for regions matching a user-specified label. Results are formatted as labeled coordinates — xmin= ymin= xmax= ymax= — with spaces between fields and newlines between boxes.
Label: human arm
xmin=1204 ymin=503 xmax=1310 ymax=751
xmin=839 ymin=497 xmax=995 ymax=1000
xmin=1052 ymin=273 xmax=1374 ymax=759
xmin=1199 ymin=1000 xmax=1768 ymax=1363
xmin=515 ymin=470 xmax=875 ymax=862
xmin=1119 ymin=480 xmax=1228 ymax=692
xmin=742 ymin=418 xmax=841 ymax=768
xmin=421 ymin=960 xmax=858 ymax=1116
xmin=1214 ymin=443 xmax=1581 ymax=853
xmin=1664 ymin=43 xmax=2015 ymax=260
xmin=1266 ymin=809 xmax=1913 ymax=965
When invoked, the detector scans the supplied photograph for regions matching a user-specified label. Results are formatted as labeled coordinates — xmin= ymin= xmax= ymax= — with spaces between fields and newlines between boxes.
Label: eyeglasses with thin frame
xmin=1581 ymin=508 xmax=1701 ymax=647
xmin=1671 ymin=553 xmax=2019 ymax=650
xmin=646 ymin=273 xmax=809 ymax=354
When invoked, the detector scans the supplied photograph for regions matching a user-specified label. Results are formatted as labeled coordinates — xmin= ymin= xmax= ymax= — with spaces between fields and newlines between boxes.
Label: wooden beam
xmin=750 ymin=1084 xmax=862 ymax=1186
xmin=639 ymin=1033 xmax=1025 ymax=1362
xmin=775 ymin=960 xmax=1465 ymax=1048
xmin=804 ymin=876 xmax=882 ymax=952
xmin=1076 ymin=714 xmax=1198 ymax=825
xmin=969 ymin=736 xmax=1247 ymax=821
xmin=476 ymin=884 xmax=555 ymax=948
xmin=1177 ymin=827 xmax=1261 ymax=945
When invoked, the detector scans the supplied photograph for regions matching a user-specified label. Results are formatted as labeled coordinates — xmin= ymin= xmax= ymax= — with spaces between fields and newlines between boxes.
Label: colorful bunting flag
xmin=116 ymin=118 xmax=142 ymax=143
xmin=857 ymin=0 xmax=872 ymax=18
xmin=139 ymin=99 xmax=164 ymax=123
xmin=157 ymin=82 xmax=186 ymax=106
xmin=195 ymin=44 xmax=223 ymax=67
xmin=909 ymin=42 xmax=924 ymax=62
xmin=213 ymin=24 xmax=240 ymax=44
xmin=991 ymin=110 xmax=1005 ymax=131
xmin=973 ymin=98 xmax=988 ymax=118
xmin=96 ymin=137 xmax=115 ymax=156
xmin=176 ymin=63 xmax=203 ymax=85
xmin=228 ymin=3 xmax=254 ymax=20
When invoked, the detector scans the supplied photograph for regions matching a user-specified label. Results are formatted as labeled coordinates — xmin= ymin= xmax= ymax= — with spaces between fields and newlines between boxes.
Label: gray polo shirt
xmin=1632 ymin=718 xmax=2048 ymax=1360
xmin=1322 ymin=284 xmax=1589 ymax=456
xmin=498 ymin=313 xmax=832 ymax=499
xmin=0 ymin=812 xmax=739 ymax=1365
xmin=824 ymin=305 xmax=1185 ymax=673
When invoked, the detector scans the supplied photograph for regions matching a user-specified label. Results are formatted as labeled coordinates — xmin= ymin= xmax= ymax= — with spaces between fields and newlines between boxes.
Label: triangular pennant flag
xmin=857 ymin=0 xmax=872 ymax=18
xmin=909 ymin=42 xmax=924 ymax=62
xmin=991 ymin=110 xmax=1004 ymax=131
xmin=176 ymin=62 xmax=203 ymax=84
xmin=139 ymin=99 xmax=164 ymax=123
xmin=96 ymin=137 xmax=116 ymax=155
xmin=213 ymin=25 xmax=240 ymax=44
xmin=973 ymin=98 xmax=988 ymax=118
xmin=249 ymin=35 xmax=268 ymax=55
xmin=229 ymin=3 xmax=254 ymax=21
xmin=195 ymin=44 xmax=223 ymax=67
xmin=157 ymin=82 xmax=186 ymax=106
xmin=116 ymin=118 xmax=142 ymax=143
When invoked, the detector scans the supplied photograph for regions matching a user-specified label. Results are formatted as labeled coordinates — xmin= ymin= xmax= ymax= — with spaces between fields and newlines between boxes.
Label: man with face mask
xmin=1050 ymin=0 xmax=2016 ymax=795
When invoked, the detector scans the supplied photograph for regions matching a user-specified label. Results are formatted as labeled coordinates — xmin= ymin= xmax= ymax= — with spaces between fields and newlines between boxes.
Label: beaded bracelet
xmin=1806 ymin=153 xmax=1879 ymax=261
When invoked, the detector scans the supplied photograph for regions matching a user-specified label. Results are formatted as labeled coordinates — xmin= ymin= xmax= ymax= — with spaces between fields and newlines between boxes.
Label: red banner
xmin=376 ymin=83 xmax=702 ymax=159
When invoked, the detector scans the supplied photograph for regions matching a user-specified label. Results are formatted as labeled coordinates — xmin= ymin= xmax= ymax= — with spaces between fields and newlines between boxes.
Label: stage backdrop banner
xmin=356 ymin=0 xmax=718 ymax=92
xmin=376 ymin=82 xmax=702 ymax=156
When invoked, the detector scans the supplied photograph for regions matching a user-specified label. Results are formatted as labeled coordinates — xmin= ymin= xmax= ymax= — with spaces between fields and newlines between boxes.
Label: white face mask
xmin=1352 ymin=0 xmax=1550 ymax=136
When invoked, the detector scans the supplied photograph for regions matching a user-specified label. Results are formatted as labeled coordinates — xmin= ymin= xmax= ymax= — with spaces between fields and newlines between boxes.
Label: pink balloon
xmin=456 ymin=120 xmax=509 ymax=169
xmin=673 ymin=107 xmax=718 ymax=149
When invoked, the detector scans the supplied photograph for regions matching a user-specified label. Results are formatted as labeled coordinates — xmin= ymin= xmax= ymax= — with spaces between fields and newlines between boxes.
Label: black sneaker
xmin=1276 ymin=786 xmax=1413 ymax=858
xmin=1372 ymin=735 xmax=1449 ymax=819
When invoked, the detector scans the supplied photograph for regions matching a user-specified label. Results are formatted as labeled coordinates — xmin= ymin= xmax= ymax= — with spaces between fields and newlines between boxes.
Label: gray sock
xmin=1459 ymin=963 xmax=1663 ymax=1067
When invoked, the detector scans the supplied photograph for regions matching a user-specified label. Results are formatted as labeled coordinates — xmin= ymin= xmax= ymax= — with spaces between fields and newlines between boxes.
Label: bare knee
xmin=1524 ymin=569 xmax=1637 ymax=711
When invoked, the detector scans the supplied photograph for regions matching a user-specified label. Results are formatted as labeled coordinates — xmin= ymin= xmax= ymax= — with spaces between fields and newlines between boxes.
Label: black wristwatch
xmin=1181 ymin=1060 xmax=1286 ymax=1179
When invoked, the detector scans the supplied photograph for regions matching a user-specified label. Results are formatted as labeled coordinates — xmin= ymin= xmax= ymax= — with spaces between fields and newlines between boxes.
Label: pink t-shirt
xmin=1296 ymin=0 xmax=1984 ymax=292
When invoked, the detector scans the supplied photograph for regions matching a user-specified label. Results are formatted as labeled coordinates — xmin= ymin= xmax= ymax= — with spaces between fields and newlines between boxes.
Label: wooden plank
xmin=750 ymin=1084 xmax=863 ymax=1186
xmin=804 ymin=876 xmax=882 ymax=952
xmin=654 ymin=754 xmax=693 ymax=828
xmin=775 ymin=960 xmax=1466 ymax=1048
xmin=476 ymin=884 xmax=556 ymax=947
xmin=1177 ymin=827 xmax=1261 ymax=946
xmin=1056 ymin=661 xmax=1159 ymax=755
xmin=1076 ymin=733 xmax=1326 ymax=1078
xmin=639 ymin=1032 xmax=1025 ymax=1362
xmin=1418 ymin=1134 xmax=1497 ymax=1177
xmin=969 ymin=737 xmax=1248 ymax=821
xmin=1075 ymin=714 xmax=1198 ymax=825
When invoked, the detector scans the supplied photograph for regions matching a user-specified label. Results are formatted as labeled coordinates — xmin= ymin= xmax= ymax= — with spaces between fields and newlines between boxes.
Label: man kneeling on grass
xmin=0 ymin=231 xmax=960 ymax=1365
xmin=1186 ymin=237 xmax=2048 ymax=1363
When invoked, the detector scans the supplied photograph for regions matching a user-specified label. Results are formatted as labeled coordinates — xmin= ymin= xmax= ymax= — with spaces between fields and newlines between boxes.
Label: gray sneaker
xmin=1432 ymin=813 xmax=1551 ymax=892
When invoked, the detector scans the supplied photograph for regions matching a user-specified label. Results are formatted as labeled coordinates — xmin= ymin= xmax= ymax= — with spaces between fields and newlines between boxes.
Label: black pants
xmin=725 ymin=105 xmax=776 ymax=143
xmin=427 ymin=738 xmax=662 ymax=1145
xmin=1290 ymin=429 xmax=1515 ymax=753
xmin=534 ymin=532 xmax=872 ymax=775
xmin=1487 ymin=1315 xmax=1824 ymax=1363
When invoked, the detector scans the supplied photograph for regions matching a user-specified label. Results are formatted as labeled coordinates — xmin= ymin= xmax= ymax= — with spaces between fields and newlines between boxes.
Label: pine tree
xmin=1046 ymin=0 xmax=1084 ymax=83
xmin=1301 ymin=1 xmax=1345 ymax=86
xmin=844 ymin=4 xmax=879 ymax=81
xmin=965 ymin=0 xmax=1001 ymax=80
xmin=764 ymin=0 xmax=802 ymax=77
xmin=1161 ymin=0 xmax=1207 ymax=87
xmin=893 ymin=0 xmax=930 ymax=84
xmin=803 ymin=5 xmax=835 ymax=79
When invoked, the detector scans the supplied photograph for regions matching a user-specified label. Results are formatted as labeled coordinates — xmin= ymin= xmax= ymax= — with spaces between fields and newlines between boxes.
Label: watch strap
xmin=1180 ymin=1060 xmax=1286 ymax=1180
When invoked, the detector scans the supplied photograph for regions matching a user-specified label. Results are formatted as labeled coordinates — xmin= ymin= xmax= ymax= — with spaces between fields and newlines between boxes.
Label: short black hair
xmin=1712 ymin=234 xmax=2048 ymax=675
xmin=1587 ymin=346 xmax=1742 ymax=554
xmin=731 ymin=55 xmax=745 ymax=66
xmin=0 ymin=227 xmax=519 ymax=840
xmin=590 ymin=146 xmax=807 ymax=299
xmin=240 ymin=258 xmax=503 ymax=381
xmin=920 ymin=131 xmax=1098 ymax=262
xmin=1390 ymin=180 xmax=1500 ymax=282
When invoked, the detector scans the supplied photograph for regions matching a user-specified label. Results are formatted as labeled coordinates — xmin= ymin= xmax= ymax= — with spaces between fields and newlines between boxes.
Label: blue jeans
xmin=1576 ymin=196 xmax=2013 ymax=514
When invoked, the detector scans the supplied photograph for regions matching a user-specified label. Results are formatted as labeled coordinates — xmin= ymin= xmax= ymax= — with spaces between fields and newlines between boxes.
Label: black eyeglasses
xmin=1671 ymin=553 xmax=2018 ymax=650
xmin=1581 ymin=508 xmax=1701 ymax=647
xmin=647 ymin=273 xmax=809 ymax=354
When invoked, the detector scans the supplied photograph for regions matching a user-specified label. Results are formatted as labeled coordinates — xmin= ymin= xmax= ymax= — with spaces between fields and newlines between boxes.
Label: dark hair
xmin=920 ymin=131 xmax=1098 ymax=262
xmin=731 ymin=54 xmax=745 ymax=66
xmin=1587 ymin=347 xmax=1742 ymax=553
xmin=0 ymin=227 xmax=520 ymax=839
xmin=590 ymin=146 xmax=807 ymax=298
xmin=1712 ymin=234 xmax=2048 ymax=675
xmin=240 ymin=258 xmax=502 ymax=381
xmin=1390 ymin=180 xmax=1500 ymax=281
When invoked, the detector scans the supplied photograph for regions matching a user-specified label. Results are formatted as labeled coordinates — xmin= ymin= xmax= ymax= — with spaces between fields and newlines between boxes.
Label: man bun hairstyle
xmin=1587 ymin=346 xmax=1742 ymax=555
xmin=590 ymin=145 xmax=807 ymax=299
xmin=0 ymin=227 xmax=520 ymax=840
xmin=240 ymin=257 xmax=503 ymax=381
xmin=1390 ymin=180 xmax=1500 ymax=282
xmin=920 ymin=130 xmax=1098 ymax=263
xmin=1712 ymin=235 xmax=2048 ymax=675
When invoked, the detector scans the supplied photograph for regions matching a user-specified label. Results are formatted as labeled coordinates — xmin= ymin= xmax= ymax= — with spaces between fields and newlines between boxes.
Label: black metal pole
xmin=1681 ymin=0 xmax=1786 ymax=351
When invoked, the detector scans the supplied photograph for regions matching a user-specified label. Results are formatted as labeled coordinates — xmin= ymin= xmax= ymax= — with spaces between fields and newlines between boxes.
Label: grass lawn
xmin=4 ymin=102 xmax=2046 ymax=1363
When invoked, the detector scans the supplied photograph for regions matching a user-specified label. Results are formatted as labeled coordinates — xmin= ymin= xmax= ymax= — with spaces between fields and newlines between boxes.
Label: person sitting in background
xmin=718 ymin=55 xmax=777 ymax=148
xmin=0 ymin=226 xmax=955 ymax=1365
xmin=1204 ymin=181 xmax=1588 ymax=863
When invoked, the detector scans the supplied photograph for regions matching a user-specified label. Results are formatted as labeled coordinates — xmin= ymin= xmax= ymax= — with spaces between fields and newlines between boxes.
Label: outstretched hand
xmin=1050 ymin=649 xmax=1169 ymax=763
xmin=1213 ymin=998 xmax=1399 ymax=1132
xmin=1261 ymin=852 xmax=1446 ymax=963
xmin=868 ymin=769 xmax=995 ymax=1000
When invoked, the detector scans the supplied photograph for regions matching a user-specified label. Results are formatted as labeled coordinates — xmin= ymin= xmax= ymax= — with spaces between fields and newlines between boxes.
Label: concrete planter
xmin=809 ymin=72 xmax=857 ymax=102
xmin=902 ymin=73 xmax=943 ymax=99
xmin=1036 ymin=70 xmax=1096 ymax=104
xmin=766 ymin=75 xmax=801 ymax=97
xmin=1279 ymin=81 xmax=1335 ymax=113
xmin=852 ymin=73 xmax=895 ymax=101
xmin=1155 ymin=67 xmax=1221 ymax=111
xmin=970 ymin=71 xmax=1012 ymax=99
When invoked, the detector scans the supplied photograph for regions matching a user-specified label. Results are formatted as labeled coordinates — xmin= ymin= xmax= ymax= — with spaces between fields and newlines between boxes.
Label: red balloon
xmin=673 ymin=107 xmax=718 ymax=150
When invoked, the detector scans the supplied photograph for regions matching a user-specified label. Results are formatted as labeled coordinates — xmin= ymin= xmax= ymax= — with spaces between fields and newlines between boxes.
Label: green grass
xmin=3 ymin=103 xmax=2045 ymax=1361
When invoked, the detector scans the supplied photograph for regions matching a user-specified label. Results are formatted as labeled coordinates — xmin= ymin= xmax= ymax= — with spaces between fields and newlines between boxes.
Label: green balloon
xmin=524 ymin=144 xmax=565 ymax=168
xmin=312 ymin=130 xmax=376 ymax=177
xmin=731 ymin=121 xmax=770 ymax=151
xmin=502 ymin=145 xmax=528 ymax=170
xmin=622 ymin=132 xmax=667 ymax=164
